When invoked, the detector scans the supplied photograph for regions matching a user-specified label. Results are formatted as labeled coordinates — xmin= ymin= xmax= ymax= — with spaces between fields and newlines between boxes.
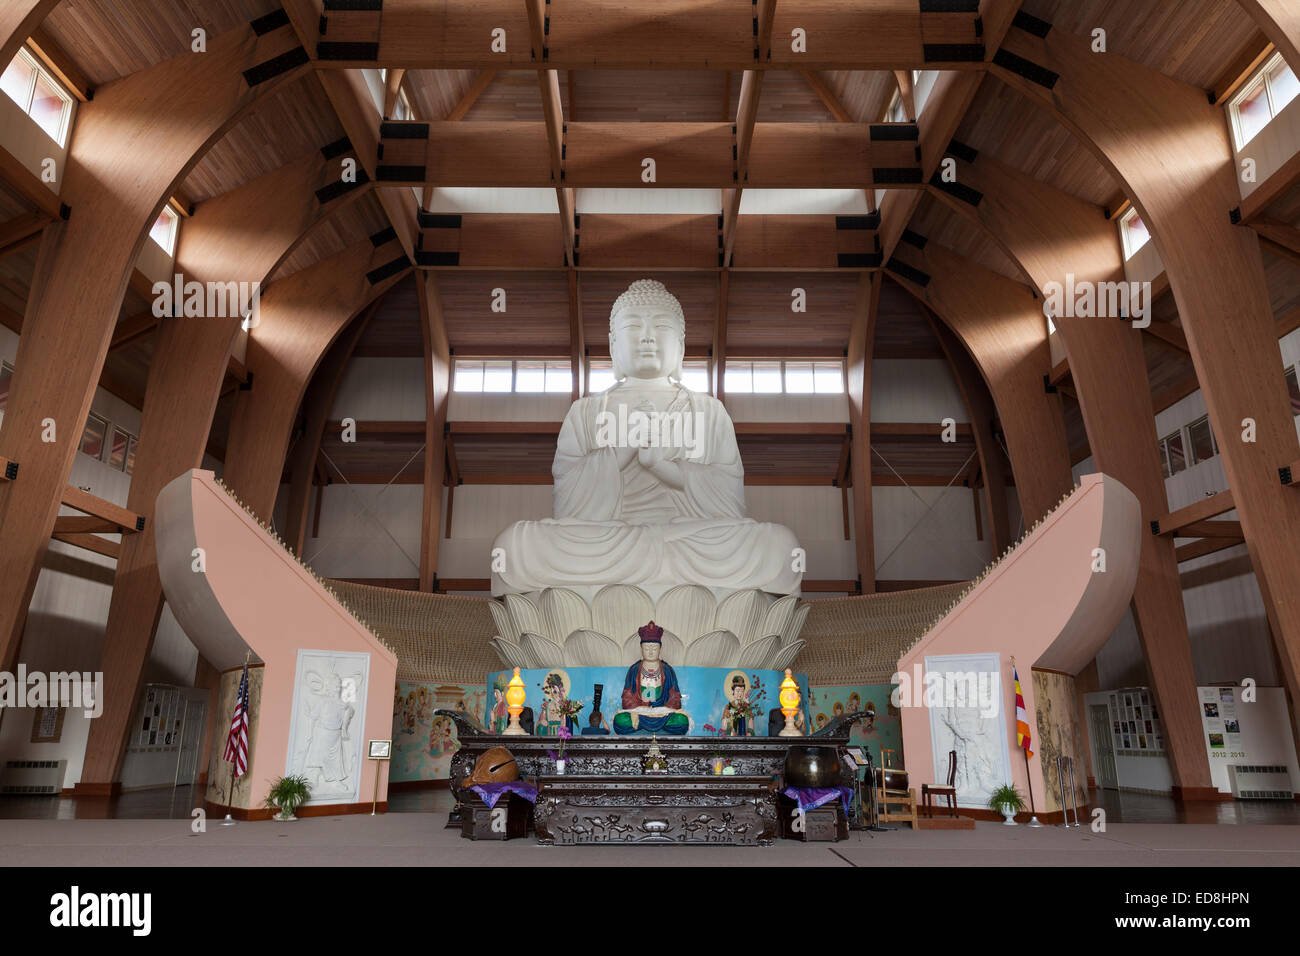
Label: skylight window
xmin=454 ymin=358 xmax=572 ymax=393
xmin=149 ymin=206 xmax=179 ymax=256
xmin=724 ymin=360 xmax=845 ymax=394
xmin=1229 ymin=52 xmax=1299 ymax=149
xmin=1119 ymin=206 xmax=1151 ymax=261
xmin=1 ymin=48 xmax=73 ymax=146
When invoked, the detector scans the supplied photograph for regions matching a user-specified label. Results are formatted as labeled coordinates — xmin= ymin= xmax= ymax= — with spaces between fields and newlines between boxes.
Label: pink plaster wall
xmin=157 ymin=470 xmax=398 ymax=812
xmin=895 ymin=473 xmax=1140 ymax=809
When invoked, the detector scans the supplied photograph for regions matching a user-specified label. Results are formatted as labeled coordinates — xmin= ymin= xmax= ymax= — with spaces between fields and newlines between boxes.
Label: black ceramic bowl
xmin=783 ymin=745 xmax=841 ymax=789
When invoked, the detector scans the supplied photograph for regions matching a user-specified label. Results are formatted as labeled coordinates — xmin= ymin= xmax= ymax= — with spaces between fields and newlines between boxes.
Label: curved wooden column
xmin=78 ymin=139 xmax=369 ymax=789
xmin=995 ymin=23 xmax=1300 ymax=729
xmin=846 ymin=272 xmax=879 ymax=592
xmin=929 ymin=150 xmax=1213 ymax=793
xmin=221 ymin=237 xmax=411 ymax=519
xmin=282 ymin=301 xmax=380 ymax=557
xmin=416 ymin=273 xmax=451 ymax=591
xmin=1236 ymin=1 xmax=1300 ymax=78
xmin=0 ymin=20 xmax=309 ymax=667
xmin=924 ymin=310 xmax=1011 ymax=553
xmin=888 ymin=240 xmax=1074 ymax=524
xmin=0 ymin=1 xmax=61 ymax=77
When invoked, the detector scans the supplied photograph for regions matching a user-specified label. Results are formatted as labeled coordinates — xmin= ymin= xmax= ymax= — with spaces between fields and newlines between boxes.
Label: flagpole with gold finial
xmin=221 ymin=650 xmax=251 ymax=827
xmin=1012 ymin=656 xmax=1043 ymax=828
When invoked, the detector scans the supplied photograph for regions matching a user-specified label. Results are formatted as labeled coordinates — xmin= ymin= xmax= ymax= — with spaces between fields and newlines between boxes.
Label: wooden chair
xmin=921 ymin=750 xmax=958 ymax=818
xmin=874 ymin=748 xmax=917 ymax=828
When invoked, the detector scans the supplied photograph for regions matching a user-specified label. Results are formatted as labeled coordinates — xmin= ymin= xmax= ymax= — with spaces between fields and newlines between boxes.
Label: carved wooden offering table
xmin=534 ymin=775 xmax=778 ymax=846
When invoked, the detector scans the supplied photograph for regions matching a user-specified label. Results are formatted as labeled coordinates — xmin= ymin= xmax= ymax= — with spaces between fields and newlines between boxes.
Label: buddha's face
xmin=610 ymin=306 xmax=684 ymax=381
xmin=730 ymin=685 xmax=747 ymax=703
xmin=641 ymin=641 xmax=661 ymax=663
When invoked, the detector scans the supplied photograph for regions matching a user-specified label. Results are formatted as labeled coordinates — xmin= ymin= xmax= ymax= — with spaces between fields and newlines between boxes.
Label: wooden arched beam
xmin=927 ymin=150 xmax=1214 ymax=794
xmin=417 ymin=271 xmax=450 ymax=592
xmin=0 ymin=1 xmax=61 ymax=78
xmin=221 ymin=236 xmax=412 ymax=519
xmin=177 ymin=143 xmax=371 ymax=289
xmin=1236 ymin=1 xmax=1300 ymax=79
xmin=887 ymin=240 xmax=1074 ymax=524
xmin=846 ymin=271 xmax=879 ymax=593
xmin=922 ymin=309 xmax=1011 ymax=554
xmin=994 ymin=21 xmax=1300 ymax=726
xmin=78 ymin=137 xmax=377 ymax=790
xmin=0 ymin=19 xmax=310 ymax=668
xmin=282 ymin=299 xmax=382 ymax=557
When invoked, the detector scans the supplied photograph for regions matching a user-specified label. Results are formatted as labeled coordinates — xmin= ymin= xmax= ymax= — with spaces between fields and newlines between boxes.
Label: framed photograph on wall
xmin=30 ymin=707 xmax=65 ymax=743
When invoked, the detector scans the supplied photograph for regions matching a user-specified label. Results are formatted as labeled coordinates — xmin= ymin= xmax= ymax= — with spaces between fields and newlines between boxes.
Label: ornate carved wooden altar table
xmin=534 ymin=775 xmax=778 ymax=846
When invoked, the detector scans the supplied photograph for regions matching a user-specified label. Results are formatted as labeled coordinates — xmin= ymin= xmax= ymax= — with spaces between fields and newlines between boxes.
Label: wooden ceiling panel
xmin=352 ymin=275 xmax=421 ymax=358
xmin=268 ymin=191 xmax=391 ymax=281
xmin=909 ymin=194 xmax=1026 ymax=282
xmin=404 ymin=69 xmax=482 ymax=121
xmin=869 ymin=434 xmax=978 ymax=479
xmin=874 ymin=276 xmax=944 ymax=359
xmin=464 ymin=70 xmax=547 ymax=122
xmin=736 ymin=433 xmax=844 ymax=477
xmin=953 ymin=79 xmax=1116 ymax=207
xmin=1142 ymin=329 xmax=1195 ymax=401
xmin=815 ymin=71 xmax=895 ymax=124
xmin=726 ymin=272 xmax=858 ymax=353
xmin=42 ymin=0 xmax=282 ymax=86
xmin=184 ymin=75 xmax=346 ymax=203
xmin=440 ymin=271 xmax=571 ymax=353
xmin=1019 ymin=0 xmax=1260 ymax=89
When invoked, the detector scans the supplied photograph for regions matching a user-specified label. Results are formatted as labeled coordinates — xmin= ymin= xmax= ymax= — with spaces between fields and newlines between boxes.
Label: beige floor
xmin=1 ymin=813 xmax=1298 ymax=867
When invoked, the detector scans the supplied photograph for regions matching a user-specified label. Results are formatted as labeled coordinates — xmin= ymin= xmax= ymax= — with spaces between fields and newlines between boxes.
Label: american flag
xmin=223 ymin=663 xmax=250 ymax=777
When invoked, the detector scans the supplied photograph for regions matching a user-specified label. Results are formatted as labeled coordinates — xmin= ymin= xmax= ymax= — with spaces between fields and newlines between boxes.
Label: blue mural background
xmin=486 ymin=666 xmax=812 ymax=737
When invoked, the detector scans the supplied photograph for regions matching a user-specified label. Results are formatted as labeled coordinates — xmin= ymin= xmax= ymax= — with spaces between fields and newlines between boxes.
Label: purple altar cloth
xmin=470 ymin=781 xmax=539 ymax=808
xmin=781 ymin=786 xmax=852 ymax=816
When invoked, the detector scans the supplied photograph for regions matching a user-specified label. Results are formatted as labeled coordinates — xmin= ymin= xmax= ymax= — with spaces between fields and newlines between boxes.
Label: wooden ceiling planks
xmin=726 ymin=272 xmax=858 ymax=354
xmin=41 ymin=0 xmax=281 ymax=85
xmin=1020 ymin=0 xmax=1260 ymax=88
xmin=268 ymin=190 xmax=391 ymax=281
xmin=184 ymin=75 xmax=346 ymax=203
xmin=951 ymin=80 xmax=1117 ymax=207
xmin=439 ymin=270 xmax=571 ymax=353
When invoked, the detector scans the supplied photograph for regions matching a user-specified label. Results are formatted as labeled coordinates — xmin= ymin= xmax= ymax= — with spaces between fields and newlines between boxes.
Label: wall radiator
xmin=0 ymin=759 xmax=67 ymax=795
xmin=1227 ymin=764 xmax=1293 ymax=800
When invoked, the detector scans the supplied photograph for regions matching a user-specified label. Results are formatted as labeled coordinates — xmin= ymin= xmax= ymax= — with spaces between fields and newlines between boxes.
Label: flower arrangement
xmin=547 ymin=725 xmax=573 ymax=763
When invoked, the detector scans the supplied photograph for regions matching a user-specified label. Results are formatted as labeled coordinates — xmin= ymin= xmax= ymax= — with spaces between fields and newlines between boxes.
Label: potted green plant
xmin=988 ymin=783 xmax=1025 ymax=825
xmin=264 ymin=774 xmax=312 ymax=821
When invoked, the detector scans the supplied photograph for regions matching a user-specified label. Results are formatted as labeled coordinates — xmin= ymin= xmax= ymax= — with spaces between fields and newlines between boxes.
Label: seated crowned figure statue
xmin=614 ymin=621 xmax=689 ymax=734
xmin=490 ymin=278 xmax=802 ymax=602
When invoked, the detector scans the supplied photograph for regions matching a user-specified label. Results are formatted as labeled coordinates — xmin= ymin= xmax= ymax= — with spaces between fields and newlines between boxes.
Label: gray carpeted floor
xmin=1 ymin=814 xmax=1298 ymax=866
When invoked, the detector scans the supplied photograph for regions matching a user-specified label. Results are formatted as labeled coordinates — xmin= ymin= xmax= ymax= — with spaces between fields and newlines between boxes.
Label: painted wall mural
xmin=204 ymin=665 xmax=263 ymax=809
xmin=485 ymin=666 xmax=811 ymax=740
xmin=1032 ymin=668 xmax=1088 ymax=813
xmin=806 ymin=683 xmax=901 ymax=769
xmin=390 ymin=681 xmax=487 ymax=783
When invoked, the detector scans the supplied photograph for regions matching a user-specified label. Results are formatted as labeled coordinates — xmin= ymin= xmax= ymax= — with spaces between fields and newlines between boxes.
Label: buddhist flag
xmin=1014 ymin=667 xmax=1033 ymax=758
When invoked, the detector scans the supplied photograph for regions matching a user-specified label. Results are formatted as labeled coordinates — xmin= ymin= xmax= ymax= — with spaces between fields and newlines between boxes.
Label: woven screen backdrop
xmin=327 ymin=579 xmax=968 ymax=686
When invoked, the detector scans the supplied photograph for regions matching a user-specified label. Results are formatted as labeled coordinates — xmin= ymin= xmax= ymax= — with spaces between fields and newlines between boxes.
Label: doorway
xmin=1089 ymin=704 xmax=1117 ymax=789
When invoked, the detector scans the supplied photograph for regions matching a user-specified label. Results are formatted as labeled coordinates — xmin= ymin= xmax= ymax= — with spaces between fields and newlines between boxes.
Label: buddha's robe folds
xmin=490 ymin=389 xmax=801 ymax=596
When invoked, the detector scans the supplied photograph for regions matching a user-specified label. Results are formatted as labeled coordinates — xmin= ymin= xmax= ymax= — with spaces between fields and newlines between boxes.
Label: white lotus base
xmin=487 ymin=584 xmax=810 ymax=671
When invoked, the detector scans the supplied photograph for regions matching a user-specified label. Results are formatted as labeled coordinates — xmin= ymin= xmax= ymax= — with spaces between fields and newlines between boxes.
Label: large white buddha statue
xmin=491 ymin=279 xmax=802 ymax=603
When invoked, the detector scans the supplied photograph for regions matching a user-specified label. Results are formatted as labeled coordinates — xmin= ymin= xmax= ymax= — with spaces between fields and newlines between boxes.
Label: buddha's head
xmin=608 ymin=279 xmax=686 ymax=384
